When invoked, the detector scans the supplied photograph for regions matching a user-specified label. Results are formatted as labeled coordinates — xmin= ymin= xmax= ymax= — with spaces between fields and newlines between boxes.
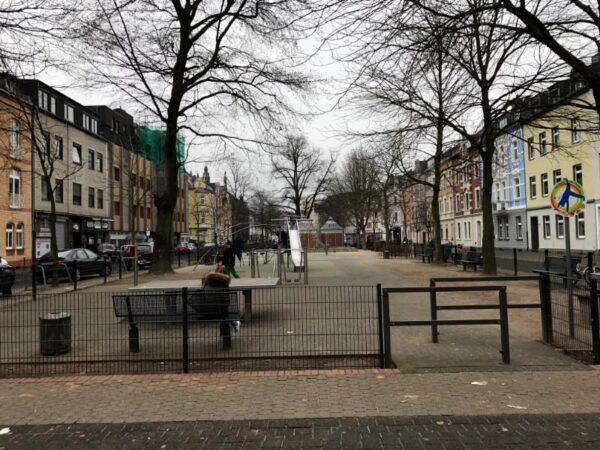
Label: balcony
xmin=9 ymin=193 xmax=24 ymax=209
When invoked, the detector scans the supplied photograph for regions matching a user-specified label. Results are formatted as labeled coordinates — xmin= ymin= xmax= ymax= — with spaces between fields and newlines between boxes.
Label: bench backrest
xmin=465 ymin=251 xmax=480 ymax=261
xmin=545 ymin=256 xmax=580 ymax=273
xmin=113 ymin=290 xmax=239 ymax=319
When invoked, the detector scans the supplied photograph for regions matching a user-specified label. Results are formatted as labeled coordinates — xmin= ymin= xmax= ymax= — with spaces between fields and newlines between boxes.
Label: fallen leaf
xmin=18 ymin=393 xmax=33 ymax=398
xmin=506 ymin=404 xmax=527 ymax=410
xmin=0 ymin=428 xmax=10 ymax=436
xmin=500 ymin=426 xmax=509 ymax=432
xmin=471 ymin=381 xmax=487 ymax=386
xmin=436 ymin=421 xmax=444 ymax=426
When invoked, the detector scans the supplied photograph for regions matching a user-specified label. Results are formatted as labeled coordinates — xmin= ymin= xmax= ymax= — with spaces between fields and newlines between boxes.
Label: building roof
xmin=320 ymin=217 xmax=343 ymax=232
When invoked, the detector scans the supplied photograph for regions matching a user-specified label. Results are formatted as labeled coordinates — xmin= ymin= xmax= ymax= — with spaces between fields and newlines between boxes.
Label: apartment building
xmin=455 ymin=143 xmax=483 ymax=248
xmin=188 ymin=167 xmax=216 ymax=244
xmin=0 ymin=79 xmax=33 ymax=265
xmin=9 ymin=79 xmax=111 ymax=254
xmin=493 ymin=119 xmax=528 ymax=249
xmin=524 ymin=86 xmax=600 ymax=251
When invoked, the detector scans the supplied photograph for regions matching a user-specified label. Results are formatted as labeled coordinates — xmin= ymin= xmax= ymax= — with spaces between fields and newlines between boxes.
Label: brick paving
xmin=0 ymin=369 xmax=599 ymax=425
xmin=1 ymin=413 xmax=600 ymax=448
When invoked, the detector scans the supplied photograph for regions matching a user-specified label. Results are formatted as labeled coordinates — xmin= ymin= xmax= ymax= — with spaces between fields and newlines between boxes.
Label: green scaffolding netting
xmin=137 ymin=125 xmax=186 ymax=172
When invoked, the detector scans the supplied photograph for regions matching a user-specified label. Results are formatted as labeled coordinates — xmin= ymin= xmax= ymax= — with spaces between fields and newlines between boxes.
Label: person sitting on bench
xmin=202 ymin=272 xmax=240 ymax=334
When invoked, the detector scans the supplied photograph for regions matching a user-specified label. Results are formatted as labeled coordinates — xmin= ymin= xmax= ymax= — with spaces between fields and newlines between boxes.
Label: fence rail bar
xmin=385 ymin=285 xmax=506 ymax=294
xmin=390 ymin=319 xmax=500 ymax=326
xmin=431 ymin=276 xmax=540 ymax=283
xmin=436 ymin=305 xmax=503 ymax=310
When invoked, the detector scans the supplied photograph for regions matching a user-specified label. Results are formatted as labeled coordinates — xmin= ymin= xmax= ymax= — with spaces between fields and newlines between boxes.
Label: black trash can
xmin=39 ymin=312 xmax=71 ymax=356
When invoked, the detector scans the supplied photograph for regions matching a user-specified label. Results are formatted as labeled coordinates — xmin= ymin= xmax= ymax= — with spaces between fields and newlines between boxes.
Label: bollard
xmin=513 ymin=248 xmax=518 ymax=276
xmin=304 ymin=249 xmax=308 ymax=284
xmin=103 ymin=255 xmax=107 ymax=284
xmin=73 ymin=259 xmax=78 ymax=291
xmin=178 ymin=250 xmax=181 ymax=267
xmin=31 ymin=262 xmax=37 ymax=301
xmin=118 ymin=257 xmax=122 ymax=279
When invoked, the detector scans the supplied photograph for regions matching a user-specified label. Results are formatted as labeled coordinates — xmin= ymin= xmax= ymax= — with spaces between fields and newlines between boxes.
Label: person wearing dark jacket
xmin=222 ymin=241 xmax=240 ymax=278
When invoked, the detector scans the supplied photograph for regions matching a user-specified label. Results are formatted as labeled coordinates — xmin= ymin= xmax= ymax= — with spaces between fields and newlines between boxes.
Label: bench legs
xmin=129 ymin=323 xmax=140 ymax=353
xmin=220 ymin=321 xmax=232 ymax=350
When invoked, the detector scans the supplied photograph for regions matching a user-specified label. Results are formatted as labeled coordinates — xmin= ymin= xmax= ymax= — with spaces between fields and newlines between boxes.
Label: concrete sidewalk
xmin=1 ymin=369 xmax=599 ymax=426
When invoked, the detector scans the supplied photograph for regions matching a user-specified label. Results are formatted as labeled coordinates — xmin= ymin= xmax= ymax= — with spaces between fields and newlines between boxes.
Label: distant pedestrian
xmin=233 ymin=236 xmax=244 ymax=264
xmin=222 ymin=241 xmax=240 ymax=278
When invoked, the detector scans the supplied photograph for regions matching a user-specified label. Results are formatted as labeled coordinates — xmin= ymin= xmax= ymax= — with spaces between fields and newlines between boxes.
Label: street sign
xmin=549 ymin=178 xmax=585 ymax=339
xmin=550 ymin=179 xmax=586 ymax=216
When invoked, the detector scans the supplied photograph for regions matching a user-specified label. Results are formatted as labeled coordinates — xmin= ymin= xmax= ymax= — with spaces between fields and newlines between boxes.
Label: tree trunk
xmin=432 ymin=120 xmax=444 ymax=263
xmin=481 ymin=148 xmax=497 ymax=274
xmin=48 ymin=197 xmax=59 ymax=286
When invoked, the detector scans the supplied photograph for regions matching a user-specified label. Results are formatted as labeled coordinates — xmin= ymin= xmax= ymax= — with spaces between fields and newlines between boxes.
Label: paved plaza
xmin=1 ymin=251 xmax=599 ymax=448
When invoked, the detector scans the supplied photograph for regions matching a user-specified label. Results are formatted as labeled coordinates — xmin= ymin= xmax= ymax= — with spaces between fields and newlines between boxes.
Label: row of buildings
xmin=390 ymin=73 xmax=600 ymax=252
xmin=0 ymin=74 xmax=239 ymax=266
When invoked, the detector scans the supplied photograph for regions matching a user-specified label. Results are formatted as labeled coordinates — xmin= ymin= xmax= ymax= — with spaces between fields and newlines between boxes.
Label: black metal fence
xmin=542 ymin=273 xmax=600 ymax=363
xmin=0 ymin=285 xmax=381 ymax=377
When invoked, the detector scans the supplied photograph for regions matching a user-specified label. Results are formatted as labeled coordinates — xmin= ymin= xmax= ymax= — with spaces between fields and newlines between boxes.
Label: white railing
xmin=9 ymin=193 xmax=23 ymax=209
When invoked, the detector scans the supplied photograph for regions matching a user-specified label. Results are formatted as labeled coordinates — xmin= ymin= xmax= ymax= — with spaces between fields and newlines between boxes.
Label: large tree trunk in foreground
xmin=481 ymin=149 xmax=497 ymax=275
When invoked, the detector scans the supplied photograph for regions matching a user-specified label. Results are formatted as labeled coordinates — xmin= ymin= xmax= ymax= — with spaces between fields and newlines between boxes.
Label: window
xmin=527 ymin=137 xmax=535 ymax=160
xmin=64 ymin=103 xmax=74 ymax=123
xmin=541 ymin=173 xmax=549 ymax=196
xmin=83 ymin=114 xmax=90 ymax=130
xmin=41 ymin=176 xmax=51 ymax=201
xmin=516 ymin=216 xmax=523 ymax=240
xmin=97 ymin=189 xmax=104 ymax=209
xmin=475 ymin=188 xmax=481 ymax=209
xmin=91 ymin=118 xmax=98 ymax=134
xmin=114 ymin=166 xmax=120 ymax=182
xmin=514 ymin=176 xmax=521 ymax=199
xmin=539 ymin=132 xmax=547 ymax=155
xmin=96 ymin=153 xmax=103 ymax=172
xmin=552 ymin=169 xmax=562 ymax=185
xmin=73 ymin=182 xmax=82 ymax=205
xmin=9 ymin=168 xmax=21 ymax=200
xmin=88 ymin=149 xmax=95 ymax=170
xmin=573 ymin=164 xmax=583 ymax=185
xmin=501 ymin=181 xmax=506 ymax=201
xmin=512 ymin=139 xmax=518 ymax=161
xmin=55 ymin=180 xmax=63 ymax=203
xmin=576 ymin=212 xmax=585 ymax=238
xmin=50 ymin=96 xmax=56 ymax=114
xmin=15 ymin=223 xmax=23 ymax=249
xmin=552 ymin=127 xmax=560 ymax=149
xmin=38 ymin=90 xmax=49 ymax=110
xmin=529 ymin=176 xmax=537 ymax=199
xmin=114 ymin=201 xmax=121 ymax=216
xmin=458 ymin=222 xmax=462 ymax=239
xmin=9 ymin=118 xmax=20 ymax=157
xmin=147 ymin=207 xmax=151 ymax=219
xmin=72 ymin=143 xmax=82 ymax=165
xmin=543 ymin=216 xmax=551 ymax=239
xmin=5 ymin=224 xmax=13 ymax=250
xmin=467 ymin=222 xmax=471 ymax=240
xmin=497 ymin=217 xmax=508 ymax=240
xmin=54 ymin=136 xmax=63 ymax=160
xmin=556 ymin=215 xmax=565 ymax=239
xmin=88 ymin=187 xmax=95 ymax=208
xmin=571 ymin=118 xmax=581 ymax=143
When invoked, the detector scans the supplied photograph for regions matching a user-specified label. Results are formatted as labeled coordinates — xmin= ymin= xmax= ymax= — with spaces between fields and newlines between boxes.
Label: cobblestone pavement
xmin=1 ymin=369 xmax=599 ymax=425
xmin=1 ymin=413 xmax=600 ymax=449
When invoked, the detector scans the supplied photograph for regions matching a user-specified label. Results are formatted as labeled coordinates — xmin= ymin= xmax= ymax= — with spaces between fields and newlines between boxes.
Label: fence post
xmin=513 ymin=248 xmax=518 ymax=276
xmin=188 ymin=250 xmax=191 ymax=266
xmin=73 ymin=259 xmax=78 ymax=291
xmin=304 ymin=249 xmax=308 ymax=284
xmin=429 ymin=279 xmax=439 ymax=343
xmin=376 ymin=284 xmax=384 ymax=368
xmin=382 ymin=289 xmax=392 ymax=368
xmin=250 ymin=250 xmax=255 ymax=278
xmin=118 ymin=256 xmax=122 ymax=279
xmin=178 ymin=250 xmax=181 ymax=268
xmin=544 ymin=249 xmax=550 ymax=271
xmin=589 ymin=276 xmax=600 ymax=364
xmin=498 ymin=287 xmax=510 ymax=364
xmin=182 ymin=287 xmax=189 ymax=373
xmin=31 ymin=262 xmax=37 ymax=301
xmin=103 ymin=255 xmax=107 ymax=284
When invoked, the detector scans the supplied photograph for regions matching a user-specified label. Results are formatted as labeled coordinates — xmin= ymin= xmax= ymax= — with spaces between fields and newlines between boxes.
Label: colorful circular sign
xmin=550 ymin=179 xmax=586 ymax=216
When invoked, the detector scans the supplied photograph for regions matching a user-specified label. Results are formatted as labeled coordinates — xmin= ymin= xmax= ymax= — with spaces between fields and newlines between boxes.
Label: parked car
xmin=0 ymin=257 xmax=15 ymax=296
xmin=97 ymin=243 xmax=120 ymax=259
xmin=121 ymin=243 xmax=153 ymax=269
xmin=37 ymin=249 xmax=112 ymax=282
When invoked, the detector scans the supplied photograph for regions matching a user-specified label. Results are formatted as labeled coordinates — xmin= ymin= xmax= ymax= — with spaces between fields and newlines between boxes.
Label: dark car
xmin=121 ymin=243 xmax=153 ymax=269
xmin=0 ymin=257 xmax=15 ymax=295
xmin=97 ymin=243 xmax=120 ymax=259
xmin=37 ymin=249 xmax=112 ymax=282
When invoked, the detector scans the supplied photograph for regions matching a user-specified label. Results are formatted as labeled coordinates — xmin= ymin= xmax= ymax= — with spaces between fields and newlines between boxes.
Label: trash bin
xmin=39 ymin=312 xmax=71 ymax=356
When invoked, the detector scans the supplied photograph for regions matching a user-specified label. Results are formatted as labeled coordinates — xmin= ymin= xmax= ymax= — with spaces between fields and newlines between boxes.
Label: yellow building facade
xmin=523 ymin=89 xmax=600 ymax=251
xmin=187 ymin=169 xmax=216 ymax=245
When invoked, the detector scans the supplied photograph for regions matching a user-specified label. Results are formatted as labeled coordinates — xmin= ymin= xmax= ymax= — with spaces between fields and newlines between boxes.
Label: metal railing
xmin=0 ymin=285 xmax=381 ymax=377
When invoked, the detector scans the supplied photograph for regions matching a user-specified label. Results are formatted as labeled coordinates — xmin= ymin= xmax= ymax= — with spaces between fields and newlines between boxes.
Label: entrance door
xmin=530 ymin=216 xmax=539 ymax=251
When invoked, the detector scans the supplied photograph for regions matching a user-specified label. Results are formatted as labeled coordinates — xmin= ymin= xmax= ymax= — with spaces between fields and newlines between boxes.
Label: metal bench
xmin=533 ymin=256 xmax=581 ymax=285
xmin=460 ymin=251 xmax=483 ymax=271
xmin=113 ymin=290 xmax=240 ymax=352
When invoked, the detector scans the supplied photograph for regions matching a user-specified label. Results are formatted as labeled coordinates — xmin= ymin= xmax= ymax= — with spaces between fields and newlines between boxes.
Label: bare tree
xmin=226 ymin=158 xmax=252 ymax=240
xmin=333 ymin=149 xmax=379 ymax=248
xmin=248 ymin=190 xmax=282 ymax=243
xmin=75 ymin=0 xmax=313 ymax=273
xmin=271 ymin=134 xmax=335 ymax=219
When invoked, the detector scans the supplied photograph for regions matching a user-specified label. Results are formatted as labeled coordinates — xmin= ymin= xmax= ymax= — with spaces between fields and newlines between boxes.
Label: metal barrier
xmin=429 ymin=275 xmax=543 ymax=344
xmin=381 ymin=285 xmax=510 ymax=368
